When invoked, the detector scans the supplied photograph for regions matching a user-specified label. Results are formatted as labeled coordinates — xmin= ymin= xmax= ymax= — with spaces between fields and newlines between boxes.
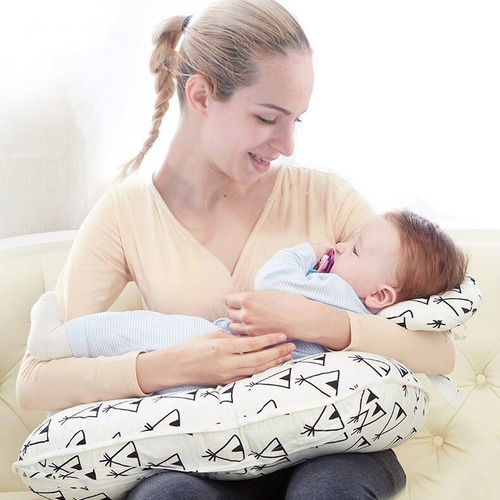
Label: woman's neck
xmin=153 ymin=128 xmax=274 ymax=211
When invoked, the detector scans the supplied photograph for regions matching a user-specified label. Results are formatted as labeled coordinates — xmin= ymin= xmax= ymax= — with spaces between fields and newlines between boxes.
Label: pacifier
xmin=313 ymin=248 xmax=335 ymax=274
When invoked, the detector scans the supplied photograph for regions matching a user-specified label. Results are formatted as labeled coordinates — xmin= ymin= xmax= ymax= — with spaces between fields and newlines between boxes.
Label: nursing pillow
xmin=13 ymin=274 xmax=481 ymax=499
xmin=14 ymin=351 xmax=427 ymax=499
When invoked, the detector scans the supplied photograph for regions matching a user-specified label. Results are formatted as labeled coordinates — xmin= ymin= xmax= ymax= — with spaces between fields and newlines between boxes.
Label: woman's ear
xmin=365 ymin=285 xmax=397 ymax=312
xmin=185 ymin=74 xmax=211 ymax=116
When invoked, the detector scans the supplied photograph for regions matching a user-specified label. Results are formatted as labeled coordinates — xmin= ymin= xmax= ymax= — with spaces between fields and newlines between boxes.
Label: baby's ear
xmin=365 ymin=285 xmax=397 ymax=312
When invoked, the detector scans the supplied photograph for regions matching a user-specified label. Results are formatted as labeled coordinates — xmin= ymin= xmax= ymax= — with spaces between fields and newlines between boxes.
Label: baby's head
xmin=331 ymin=209 xmax=468 ymax=313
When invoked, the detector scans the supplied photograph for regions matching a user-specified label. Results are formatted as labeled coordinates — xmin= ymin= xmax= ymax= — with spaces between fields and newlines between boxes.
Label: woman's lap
xmin=126 ymin=450 xmax=405 ymax=500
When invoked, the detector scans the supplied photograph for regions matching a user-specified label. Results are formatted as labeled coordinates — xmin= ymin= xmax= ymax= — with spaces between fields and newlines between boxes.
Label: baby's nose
xmin=335 ymin=242 xmax=345 ymax=254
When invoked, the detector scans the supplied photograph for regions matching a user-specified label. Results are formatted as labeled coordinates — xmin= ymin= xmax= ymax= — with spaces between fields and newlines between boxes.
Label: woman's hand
xmin=136 ymin=329 xmax=296 ymax=394
xmin=224 ymin=290 xmax=307 ymax=338
xmin=224 ymin=289 xmax=351 ymax=349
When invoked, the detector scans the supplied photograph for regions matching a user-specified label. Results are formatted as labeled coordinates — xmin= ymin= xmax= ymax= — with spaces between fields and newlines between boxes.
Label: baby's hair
xmin=118 ymin=0 xmax=310 ymax=179
xmin=384 ymin=209 xmax=468 ymax=302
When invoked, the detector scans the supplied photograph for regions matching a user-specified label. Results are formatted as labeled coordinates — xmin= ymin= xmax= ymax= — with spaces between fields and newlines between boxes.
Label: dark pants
xmin=126 ymin=450 xmax=405 ymax=500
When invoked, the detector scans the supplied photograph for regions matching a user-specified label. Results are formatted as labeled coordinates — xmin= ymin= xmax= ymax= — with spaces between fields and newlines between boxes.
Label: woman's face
xmin=203 ymin=50 xmax=314 ymax=185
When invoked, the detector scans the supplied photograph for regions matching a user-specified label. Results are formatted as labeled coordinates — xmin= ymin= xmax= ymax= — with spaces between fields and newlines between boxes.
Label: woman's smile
xmin=249 ymin=152 xmax=273 ymax=173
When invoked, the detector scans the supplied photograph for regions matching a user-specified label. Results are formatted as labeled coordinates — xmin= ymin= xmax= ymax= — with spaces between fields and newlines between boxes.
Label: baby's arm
xmin=255 ymin=243 xmax=368 ymax=314
xmin=255 ymin=242 xmax=320 ymax=292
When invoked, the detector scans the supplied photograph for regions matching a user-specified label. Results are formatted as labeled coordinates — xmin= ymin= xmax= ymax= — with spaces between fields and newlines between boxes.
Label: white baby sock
xmin=27 ymin=292 xmax=72 ymax=360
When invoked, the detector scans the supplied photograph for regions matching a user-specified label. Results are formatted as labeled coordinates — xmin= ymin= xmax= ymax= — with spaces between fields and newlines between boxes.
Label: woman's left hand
xmin=224 ymin=289 xmax=351 ymax=350
xmin=224 ymin=289 xmax=311 ymax=339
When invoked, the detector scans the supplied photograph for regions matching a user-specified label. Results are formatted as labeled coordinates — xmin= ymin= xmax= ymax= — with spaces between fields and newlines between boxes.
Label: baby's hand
xmin=310 ymin=241 xmax=332 ymax=262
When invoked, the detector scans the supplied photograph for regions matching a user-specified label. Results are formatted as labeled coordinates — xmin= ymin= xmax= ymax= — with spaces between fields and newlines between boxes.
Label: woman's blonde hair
xmin=118 ymin=0 xmax=310 ymax=179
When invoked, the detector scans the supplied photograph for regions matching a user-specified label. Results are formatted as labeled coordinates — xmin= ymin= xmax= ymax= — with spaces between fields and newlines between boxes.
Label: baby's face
xmin=330 ymin=215 xmax=400 ymax=300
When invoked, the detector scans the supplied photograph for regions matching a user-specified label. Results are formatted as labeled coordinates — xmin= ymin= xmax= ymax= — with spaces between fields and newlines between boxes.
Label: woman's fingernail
xmin=279 ymin=334 xmax=287 ymax=341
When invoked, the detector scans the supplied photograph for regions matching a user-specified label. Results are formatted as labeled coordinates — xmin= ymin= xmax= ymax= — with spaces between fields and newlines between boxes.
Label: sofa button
xmin=432 ymin=436 xmax=444 ymax=447
xmin=476 ymin=374 xmax=486 ymax=385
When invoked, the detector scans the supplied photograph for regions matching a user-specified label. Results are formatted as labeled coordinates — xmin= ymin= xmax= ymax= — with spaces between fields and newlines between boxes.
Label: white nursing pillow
xmin=14 ymin=351 xmax=427 ymax=499
xmin=14 ymin=273 xmax=481 ymax=499
xmin=378 ymin=273 xmax=482 ymax=331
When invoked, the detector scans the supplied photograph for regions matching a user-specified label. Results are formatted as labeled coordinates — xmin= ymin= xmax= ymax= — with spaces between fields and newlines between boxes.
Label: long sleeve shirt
xmin=17 ymin=165 xmax=455 ymax=411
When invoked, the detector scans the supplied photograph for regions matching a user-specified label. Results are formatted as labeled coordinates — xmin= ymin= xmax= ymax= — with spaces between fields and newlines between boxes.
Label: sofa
xmin=1 ymin=229 xmax=498 ymax=499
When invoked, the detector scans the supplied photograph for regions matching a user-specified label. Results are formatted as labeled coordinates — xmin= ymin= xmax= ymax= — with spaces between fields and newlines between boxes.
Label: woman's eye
xmin=353 ymin=246 xmax=359 ymax=256
xmin=257 ymin=116 xmax=277 ymax=125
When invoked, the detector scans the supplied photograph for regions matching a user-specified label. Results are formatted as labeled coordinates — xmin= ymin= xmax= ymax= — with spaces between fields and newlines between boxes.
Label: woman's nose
xmin=270 ymin=123 xmax=295 ymax=157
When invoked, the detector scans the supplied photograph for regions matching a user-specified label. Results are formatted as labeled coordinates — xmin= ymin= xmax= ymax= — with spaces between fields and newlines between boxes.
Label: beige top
xmin=17 ymin=165 xmax=454 ymax=411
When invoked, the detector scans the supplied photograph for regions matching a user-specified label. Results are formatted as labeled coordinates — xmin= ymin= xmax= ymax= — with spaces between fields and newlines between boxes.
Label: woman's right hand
xmin=136 ymin=330 xmax=296 ymax=394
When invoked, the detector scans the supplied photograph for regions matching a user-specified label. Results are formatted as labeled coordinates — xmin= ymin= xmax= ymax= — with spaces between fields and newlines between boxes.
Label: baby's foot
xmin=27 ymin=292 xmax=72 ymax=360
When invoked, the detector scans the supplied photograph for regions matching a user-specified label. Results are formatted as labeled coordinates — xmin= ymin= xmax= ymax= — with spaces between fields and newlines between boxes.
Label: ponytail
xmin=117 ymin=16 xmax=185 ymax=181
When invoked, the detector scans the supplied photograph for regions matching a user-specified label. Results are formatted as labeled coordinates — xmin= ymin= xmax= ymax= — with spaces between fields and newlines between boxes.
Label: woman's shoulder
xmin=106 ymin=176 xmax=152 ymax=199
xmin=84 ymin=177 xmax=155 ymax=225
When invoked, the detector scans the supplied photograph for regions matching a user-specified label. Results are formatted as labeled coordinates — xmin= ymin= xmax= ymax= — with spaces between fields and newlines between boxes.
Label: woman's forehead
xmin=237 ymin=52 xmax=314 ymax=111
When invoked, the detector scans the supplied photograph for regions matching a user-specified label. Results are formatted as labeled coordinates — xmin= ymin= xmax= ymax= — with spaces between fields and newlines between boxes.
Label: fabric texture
xmin=378 ymin=273 xmax=481 ymax=331
xmin=14 ymin=351 xmax=425 ymax=499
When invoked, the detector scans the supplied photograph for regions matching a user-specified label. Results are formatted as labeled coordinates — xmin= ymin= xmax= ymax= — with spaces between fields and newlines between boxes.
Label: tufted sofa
xmin=1 ymin=230 xmax=498 ymax=499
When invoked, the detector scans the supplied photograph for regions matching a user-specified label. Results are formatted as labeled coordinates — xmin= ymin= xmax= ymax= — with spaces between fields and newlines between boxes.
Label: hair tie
xmin=181 ymin=15 xmax=192 ymax=33
xmin=140 ymin=145 xmax=150 ymax=155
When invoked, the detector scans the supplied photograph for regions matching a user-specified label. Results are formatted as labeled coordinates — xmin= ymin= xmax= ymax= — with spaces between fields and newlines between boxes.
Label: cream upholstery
xmin=1 ymin=230 xmax=498 ymax=499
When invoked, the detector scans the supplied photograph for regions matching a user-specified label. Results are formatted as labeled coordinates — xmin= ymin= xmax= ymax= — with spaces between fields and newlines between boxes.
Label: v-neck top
xmin=18 ymin=165 xmax=455 ymax=411
xmin=57 ymin=165 xmax=373 ymax=323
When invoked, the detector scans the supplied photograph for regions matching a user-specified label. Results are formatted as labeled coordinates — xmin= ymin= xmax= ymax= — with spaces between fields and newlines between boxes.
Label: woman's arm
xmin=16 ymin=351 xmax=146 ymax=412
xmin=135 ymin=331 xmax=296 ymax=394
xmin=16 ymin=190 xmax=143 ymax=411
xmin=292 ymin=298 xmax=456 ymax=374
xmin=224 ymin=290 xmax=455 ymax=374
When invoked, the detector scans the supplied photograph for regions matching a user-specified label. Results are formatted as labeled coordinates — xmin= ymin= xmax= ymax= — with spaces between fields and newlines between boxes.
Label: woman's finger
xmin=230 ymin=332 xmax=288 ymax=354
xmin=222 ymin=292 xmax=244 ymax=309
xmin=227 ymin=321 xmax=247 ymax=335
xmin=235 ymin=344 xmax=295 ymax=376
xmin=247 ymin=352 xmax=295 ymax=375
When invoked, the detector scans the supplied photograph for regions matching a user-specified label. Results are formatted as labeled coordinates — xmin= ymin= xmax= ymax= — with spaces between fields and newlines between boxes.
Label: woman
xmin=17 ymin=0 xmax=454 ymax=498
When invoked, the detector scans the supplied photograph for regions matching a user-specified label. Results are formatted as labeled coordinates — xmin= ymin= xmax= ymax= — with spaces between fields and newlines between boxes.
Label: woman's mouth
xmin=249 ymin=153 xmax=271 ymax=173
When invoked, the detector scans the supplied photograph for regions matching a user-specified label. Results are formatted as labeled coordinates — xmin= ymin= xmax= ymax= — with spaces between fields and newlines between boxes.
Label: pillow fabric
xmin=378 ymin=273 xmax=482 ymax=331
xmin=14 ymin=351 xmax=427 ymax=499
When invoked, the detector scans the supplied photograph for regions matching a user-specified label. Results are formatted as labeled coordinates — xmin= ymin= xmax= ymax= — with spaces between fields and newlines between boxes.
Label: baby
xmin=28 ymin=209 xmax=467 ymax=395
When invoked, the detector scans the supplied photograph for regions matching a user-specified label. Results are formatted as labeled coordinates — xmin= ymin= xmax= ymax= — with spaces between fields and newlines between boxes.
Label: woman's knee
xmin=126 ymin=472 xmax=217 ymax=500
xmin=285 ymin=451 xmax=406 ymax=500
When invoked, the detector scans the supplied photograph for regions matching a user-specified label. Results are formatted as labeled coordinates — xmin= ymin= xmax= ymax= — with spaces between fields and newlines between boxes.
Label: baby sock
xmin=27 ymin=292 xmax=72 ymax=360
